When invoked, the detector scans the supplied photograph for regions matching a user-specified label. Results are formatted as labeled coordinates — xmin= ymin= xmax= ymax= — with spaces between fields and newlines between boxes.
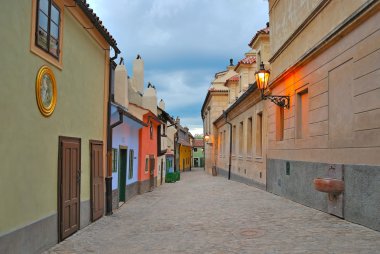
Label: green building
xmin=192 ymin=139 xmax=205 ymax=168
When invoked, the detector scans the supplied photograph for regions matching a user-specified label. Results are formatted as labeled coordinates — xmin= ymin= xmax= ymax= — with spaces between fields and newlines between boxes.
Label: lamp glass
xmin=255 ymin=63 xmax=270 ymax=91
xmin=204 ymin=135 xmax=210 ymax=142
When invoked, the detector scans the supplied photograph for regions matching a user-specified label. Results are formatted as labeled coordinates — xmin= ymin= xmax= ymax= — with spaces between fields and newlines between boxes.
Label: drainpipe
xmin=223 ymin=111 xmax=232 ymax=180
xmin=106 ymin=49 xmax=119 ymax=216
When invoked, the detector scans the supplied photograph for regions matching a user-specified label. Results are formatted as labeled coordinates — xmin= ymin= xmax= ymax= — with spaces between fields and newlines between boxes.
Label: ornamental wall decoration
xmin=36 ymin=66 xmax=57 ymax=117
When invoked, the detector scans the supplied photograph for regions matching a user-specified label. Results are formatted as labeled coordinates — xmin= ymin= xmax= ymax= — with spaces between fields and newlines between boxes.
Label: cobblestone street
xmin=46 ymin=168 xmax=380 ymax=254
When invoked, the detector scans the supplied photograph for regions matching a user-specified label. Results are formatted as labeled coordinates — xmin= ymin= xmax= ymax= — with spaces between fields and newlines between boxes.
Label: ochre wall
xmin=0 ymin=1 xmax=107 ymax=233
xmin=267 ymin=8 xmax=380 ymax=166
xmin=179 ymin=145 xmax=192 ymax=171
xmin=269 ymin=0 xmax=367 ymax=79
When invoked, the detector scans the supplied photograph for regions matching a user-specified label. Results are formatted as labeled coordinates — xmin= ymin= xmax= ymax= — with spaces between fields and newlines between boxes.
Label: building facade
xmin=0 ymin=0 xmax=119 ymax=252
xmin=267 ymin=0 xmax=380 ymax=231
xmin=192 ymin=139 xmax=205 ymax=168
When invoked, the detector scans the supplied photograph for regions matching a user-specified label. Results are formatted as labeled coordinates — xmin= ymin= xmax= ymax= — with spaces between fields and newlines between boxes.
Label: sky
xmin=87 ymin=0 xmax=269 ymax=135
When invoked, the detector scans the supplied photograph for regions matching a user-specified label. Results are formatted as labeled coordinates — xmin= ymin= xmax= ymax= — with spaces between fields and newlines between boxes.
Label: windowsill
xmin=30 ymin=46 xmax=63 ymax=70
xmin=238 ymin=156 xmax=243 ymax=160
xmin=246 ymin=156 xmax=253 ymax=161
xmin=254 ymin=156 xmax=263 ymax=163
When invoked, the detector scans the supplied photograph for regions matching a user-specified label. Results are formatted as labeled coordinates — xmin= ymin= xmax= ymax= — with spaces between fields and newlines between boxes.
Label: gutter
xmin=105 ymin=49 xmax=119 ymax=216
xmin=223 ymin=110 xmax=233 ymax=180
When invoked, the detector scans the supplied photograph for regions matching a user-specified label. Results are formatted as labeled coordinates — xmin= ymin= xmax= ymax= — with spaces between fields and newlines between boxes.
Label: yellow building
xmin=176 ymin=126 xmax=193 ymax=171
xmin=0 ymin=0 xmax=120 ymax=252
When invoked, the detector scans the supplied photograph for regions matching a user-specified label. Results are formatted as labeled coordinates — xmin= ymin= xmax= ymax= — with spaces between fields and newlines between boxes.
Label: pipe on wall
xmin=223 ymin=110 xmax=232 ymax=180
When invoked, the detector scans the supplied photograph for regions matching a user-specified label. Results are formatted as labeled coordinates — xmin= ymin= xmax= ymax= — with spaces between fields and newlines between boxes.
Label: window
xmin=239 ymin=121 xmax=244 ymax=155
xmin=194 ymin=148 xmax=198 ymax=152
xmin=112 ymin=149 xmax=118 ymax=173
xmin=223 ymin=131 xmax=226 ymax=156
xmin=128 ymin=149 xmax=134 ymax=179
xmin=232 ymin=125 xmax=236 ymax=154
xmin=149 ymin=122 xmax=153 ymax=139
xmin=145 ymin=156 xmax=149 ymax=173
xmin=36 ymin=0 xmax=61 ymax=58
xmin=247 ymin=117 xmax=253 ymax=155
xmin=276 ymin=106 xmax=285 ymax=141
xmin=256 ymin=112 xmax=263 ymax=157
xmin=296 ymin=89 xmax=309 ymax=139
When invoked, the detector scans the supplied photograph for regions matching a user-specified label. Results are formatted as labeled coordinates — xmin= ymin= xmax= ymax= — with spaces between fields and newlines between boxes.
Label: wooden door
xmin=59 ymin=137 xmax=81 ymax=241
xmin=119 ymin=147 xmax=127 ymax=202
xmin=90 ymin=141 xmax=104 ymax=222
xmin=149 ymin=155 xmax=155 ymax=190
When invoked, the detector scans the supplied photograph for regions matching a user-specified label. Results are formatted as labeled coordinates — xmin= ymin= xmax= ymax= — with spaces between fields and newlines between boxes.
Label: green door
xmin=119 ymin=147 xmax=127 ymax=202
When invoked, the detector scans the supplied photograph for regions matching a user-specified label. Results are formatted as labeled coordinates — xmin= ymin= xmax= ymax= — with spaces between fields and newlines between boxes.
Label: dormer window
xmin=36 ymin=0 xmax=61 ymax=58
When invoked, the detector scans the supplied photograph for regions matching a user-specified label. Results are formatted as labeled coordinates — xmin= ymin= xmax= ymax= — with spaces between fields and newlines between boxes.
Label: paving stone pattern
xmin=45 ymin=168 xmax=380 ymax=254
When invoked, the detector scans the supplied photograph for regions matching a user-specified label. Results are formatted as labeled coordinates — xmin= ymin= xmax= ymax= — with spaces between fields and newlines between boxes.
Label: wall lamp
xmin=255 ymin=62 xmax=290 ymax=109
xmin=204 ymin=134 xmax=210 ymax=143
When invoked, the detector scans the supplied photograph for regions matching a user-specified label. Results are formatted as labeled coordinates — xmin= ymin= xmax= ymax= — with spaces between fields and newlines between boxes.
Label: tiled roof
xmin=239 ymin=56 xmax=256 ymax=65
xmin=228 ymin=75 xmax=240 ymax=82
xmin=74 ymin=0 xmax=120 ymax=53
xmin=208 ymin=87 xmax=229 ymax=92
xmin=193 ymin=139 xmax=204 ymax=147
xmin=248 ymin=23 xmax=270 ymax=47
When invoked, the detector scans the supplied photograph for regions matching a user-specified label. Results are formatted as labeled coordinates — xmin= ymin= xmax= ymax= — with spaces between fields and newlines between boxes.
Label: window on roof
xmin=36 ymin=0 xmax=61 ymax=58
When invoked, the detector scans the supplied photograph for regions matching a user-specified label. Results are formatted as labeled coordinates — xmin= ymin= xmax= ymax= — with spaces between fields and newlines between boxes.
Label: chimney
xmin=114 ymin=63 xmax=129 ymax=108
xmin=132 ymin=54 xmax=144 ymax=95
xmin=142 ymin=82 xmax=157 ymax=115
xmin=159 ymin=99 xmax=165 ymax=110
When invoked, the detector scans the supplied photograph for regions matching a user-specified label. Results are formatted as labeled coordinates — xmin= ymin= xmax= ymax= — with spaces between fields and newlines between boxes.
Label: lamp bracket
xmin=263 ymin=95 xmax=290 ymax=109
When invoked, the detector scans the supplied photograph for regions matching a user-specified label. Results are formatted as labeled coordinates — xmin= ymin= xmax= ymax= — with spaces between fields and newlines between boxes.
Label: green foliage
xmin=165 ymin=171 xmax=180 ymax=183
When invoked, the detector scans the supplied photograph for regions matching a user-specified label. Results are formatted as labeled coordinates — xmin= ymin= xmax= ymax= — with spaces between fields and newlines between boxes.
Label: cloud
xmin=87 ymin=0 xmax=269 ymax=134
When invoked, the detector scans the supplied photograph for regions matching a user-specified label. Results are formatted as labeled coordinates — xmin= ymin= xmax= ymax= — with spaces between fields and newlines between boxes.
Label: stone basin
xmin=313 ymin=178 xmax=344 ymax=194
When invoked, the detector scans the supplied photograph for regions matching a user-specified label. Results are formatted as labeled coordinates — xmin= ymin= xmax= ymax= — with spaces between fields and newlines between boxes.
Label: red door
xmin=90 ymin=141 xmax=104 ymax=221
xmin=59 ymin=137 xmax=81 ymax=241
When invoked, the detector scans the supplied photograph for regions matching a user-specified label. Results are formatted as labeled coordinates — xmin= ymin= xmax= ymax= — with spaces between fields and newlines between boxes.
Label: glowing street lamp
xmin=255 ymin=62 xmax=290 ymax=109
xmin=204 ymin=134 xmax=210 ymax=143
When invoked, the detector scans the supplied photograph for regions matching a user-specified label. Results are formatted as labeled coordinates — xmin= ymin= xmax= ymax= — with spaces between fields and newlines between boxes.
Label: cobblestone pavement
xmin=45 ymin=168 xmax=380 ymax=254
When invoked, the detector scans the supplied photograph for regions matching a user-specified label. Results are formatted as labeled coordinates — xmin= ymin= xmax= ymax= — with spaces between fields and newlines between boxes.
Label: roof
xmin=74 ymin=0 xmax=120 ymax=53
xmin=193 ymin=139 xmax=204 ymax=147
xmin=111 ymin=102 xmax=148 ymax=127
xmin=248 ymin=23 xmax=270 ymax=48
xmin=234 ymin=55 xmax=256 ymax=71
xmin=228 ymin=75 xmax=240 ymax=82
xmin=178 ymin=139 xmax=192 ymax=147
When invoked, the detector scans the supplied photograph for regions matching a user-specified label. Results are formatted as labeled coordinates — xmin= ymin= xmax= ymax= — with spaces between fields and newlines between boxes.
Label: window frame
xmin=36 ymin=0 xmax=61 ymax=59
xmin=112 ymin=148 xmax=118 ymax=173
xmin=31 ymin=0 xmax=64 ymax=69
xmin=128 ymin=149 xmax=134 ymax=179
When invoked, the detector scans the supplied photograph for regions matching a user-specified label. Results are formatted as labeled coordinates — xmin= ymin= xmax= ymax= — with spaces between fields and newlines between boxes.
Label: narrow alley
xmin=45 ymin=168 xmax=380 ymax=254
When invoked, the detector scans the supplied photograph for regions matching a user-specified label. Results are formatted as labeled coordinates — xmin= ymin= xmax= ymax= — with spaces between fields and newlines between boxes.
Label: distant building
xmin=192 ymin=139 xmax=205 ymax=168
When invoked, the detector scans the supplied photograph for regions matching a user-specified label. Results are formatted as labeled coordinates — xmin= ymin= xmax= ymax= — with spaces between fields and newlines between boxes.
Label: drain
xmin=239 ymin=228 xmax=264 ymax=239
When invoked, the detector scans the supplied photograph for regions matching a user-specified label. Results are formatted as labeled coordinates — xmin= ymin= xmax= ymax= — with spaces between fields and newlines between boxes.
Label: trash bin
xmin=212 ymin=166 xmax=217 ymax=176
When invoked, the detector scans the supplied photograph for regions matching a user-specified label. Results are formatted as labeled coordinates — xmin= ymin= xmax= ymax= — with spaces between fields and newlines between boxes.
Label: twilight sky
xmin=87 ymin=0 xmax=269 ymax=135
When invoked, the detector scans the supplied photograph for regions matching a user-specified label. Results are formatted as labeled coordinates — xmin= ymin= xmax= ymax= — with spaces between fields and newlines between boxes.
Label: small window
xmin=145 ymin=156 xmax=149 ymax=172
xmin=276 ymin=106 xmax=285 ymax=141
xmin=36 ymin=0 xmax=61 ymax=58
xmin=112 ymin=149 xmax=118 ymax=173
xmin=128 ymin=149 xmax=134 ymax=179
xmin=239 ymin=121 xmax=244 ymax=155
xmin=247 ymin=117 xmax=253 ymax=154
xmin=194 ymin=148 xmax=198 ymax=152
xmin=149 ymin=122 xmax=153 ymax=139
xmin=256 ymin=112 xmax=263 ymax=157
xmin=296 ymin=88 xmax=309 ymax=139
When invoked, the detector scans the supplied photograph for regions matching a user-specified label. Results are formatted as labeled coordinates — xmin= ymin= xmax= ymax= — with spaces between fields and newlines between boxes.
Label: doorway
xmin=58 ymin=137 xmax=81 ymax=242
xmin=194 ymin=158 xmax=199 ymax=167
xmin=119 ymin=146 xmax=127 ymax=203
xmin=90 ymin=140 xmax=104 ymax=222
xmin=149 ymin=155 xmax=155 ymax=191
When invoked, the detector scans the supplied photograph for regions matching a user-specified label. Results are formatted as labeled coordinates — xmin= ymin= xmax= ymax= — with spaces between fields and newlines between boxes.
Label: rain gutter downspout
xmin=223 ymin=110 xmax=232 ymax=180
xmin=106 ymin=49 xmax=120 ymax=216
